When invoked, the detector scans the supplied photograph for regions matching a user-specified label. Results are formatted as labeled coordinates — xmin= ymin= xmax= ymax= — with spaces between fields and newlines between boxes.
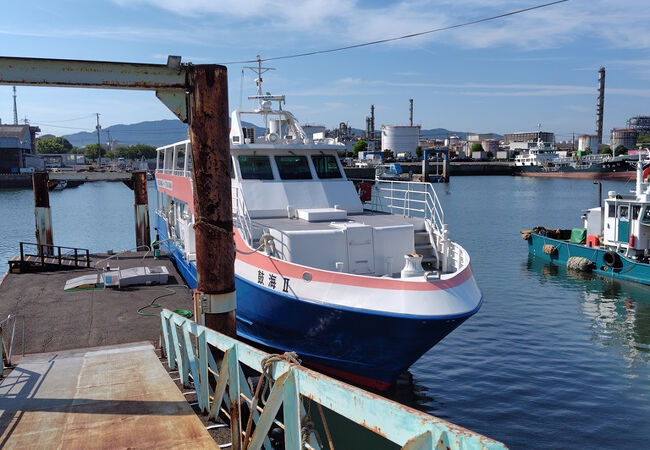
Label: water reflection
xmin=524 ymin=255 xmax=650 ymax=364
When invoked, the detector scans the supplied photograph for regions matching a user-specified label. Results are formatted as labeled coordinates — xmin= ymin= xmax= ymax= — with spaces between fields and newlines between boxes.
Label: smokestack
xmin=370 ymin=105 xmax=375 ymax=140
xmin=409 ymin=99 xmax=413 ymax=127
xmin=596 ymin=67 xmax=605 ymax=144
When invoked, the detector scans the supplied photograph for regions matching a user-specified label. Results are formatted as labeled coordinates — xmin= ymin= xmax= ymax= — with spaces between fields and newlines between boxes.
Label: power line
xmin=217 ymin=0 xmax=569 ymax=65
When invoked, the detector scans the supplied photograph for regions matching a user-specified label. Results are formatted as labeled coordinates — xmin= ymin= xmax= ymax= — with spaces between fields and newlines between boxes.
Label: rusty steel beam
xmin=0 ymin=56 xmax=189 ymax=121
xmin=187 ymin=65 xmax=237 ymax=340
xmin=32 ymin=172 xmax=53 ymax=255
xmin=132 ymin=171 xmax=151 ymax=250
xmin=0 ymin=56 xmax=186 ymax=90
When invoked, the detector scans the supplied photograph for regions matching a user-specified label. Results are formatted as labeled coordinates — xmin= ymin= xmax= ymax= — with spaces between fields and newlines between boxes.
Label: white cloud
xmin=111 ymin=0 xmax=650 ymax=51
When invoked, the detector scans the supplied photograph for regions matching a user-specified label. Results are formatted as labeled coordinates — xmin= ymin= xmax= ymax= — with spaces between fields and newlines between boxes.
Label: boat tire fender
xmin=603 ymin=250 xmax=621 ymax=268
xmin=542 ymin=244 xmax=558 ymax=256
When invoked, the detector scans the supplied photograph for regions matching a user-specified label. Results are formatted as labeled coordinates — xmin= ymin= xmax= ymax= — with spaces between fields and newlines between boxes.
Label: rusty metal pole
xmin=32 ymin=172 xmax=53 ymax=255
xmin=188 ymin=65 xmax=236 ymax=338
xmin=132 ymin=171 xmax=151 ymax=250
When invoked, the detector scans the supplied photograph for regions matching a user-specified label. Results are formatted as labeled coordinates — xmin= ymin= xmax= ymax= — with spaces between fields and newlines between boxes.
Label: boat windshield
xmin=239 ymin=155 xmax=273 ymax=180
xmin=311 ymin=154 xmax=342 ymax=179
xmin=274 ymin=155 xmax=312 ymax=180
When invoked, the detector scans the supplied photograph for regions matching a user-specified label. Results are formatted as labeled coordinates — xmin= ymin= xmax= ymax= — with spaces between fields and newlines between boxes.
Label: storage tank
xmin=381 ymin=125 xmax=420 ymax=156
xmin=610 ymin=128 xmax=638 ymax=150
xmin=578 ymin=134 xmax=598 ymax=152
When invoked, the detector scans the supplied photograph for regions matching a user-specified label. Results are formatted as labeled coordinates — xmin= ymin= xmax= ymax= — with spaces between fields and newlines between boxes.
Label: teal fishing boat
xmin=522 ymin=151 xmax=650 ymax=286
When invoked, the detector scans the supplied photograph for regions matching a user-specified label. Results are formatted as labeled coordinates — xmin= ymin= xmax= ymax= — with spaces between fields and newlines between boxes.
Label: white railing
xmin=362 ymin=180 xmax=469 ymax=273
xmin=232 ymin=185 xmax=254 ymax=246
xmin=368 ymin=180 xmax=445 ymax=234
xmin=155 ymin=168 xmax=191 ymax=177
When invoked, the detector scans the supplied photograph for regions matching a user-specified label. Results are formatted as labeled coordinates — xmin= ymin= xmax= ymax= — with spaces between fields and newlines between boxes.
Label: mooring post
xmin=188 ymin=65 xmax=237 ymax=339
xmin=132 ymin=171 xmax=151 ymax=250
xmin=32 ymin=172 xmax=53 ymax=255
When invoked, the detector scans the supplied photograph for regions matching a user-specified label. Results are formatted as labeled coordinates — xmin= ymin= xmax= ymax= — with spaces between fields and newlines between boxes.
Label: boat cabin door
xmin=617 ymin=204 xmax=630 ymax=243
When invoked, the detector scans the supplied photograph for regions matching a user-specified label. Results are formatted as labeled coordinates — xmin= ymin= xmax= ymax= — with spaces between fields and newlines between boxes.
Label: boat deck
xmin=0 ymin=342 xmax=216 ymax=449
xmin=251 ymin=211 xmax=426 ymax=232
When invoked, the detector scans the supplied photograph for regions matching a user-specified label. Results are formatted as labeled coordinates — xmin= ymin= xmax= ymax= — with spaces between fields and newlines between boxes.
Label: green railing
xmin=160 ymin=309 xmax=507 ymax=450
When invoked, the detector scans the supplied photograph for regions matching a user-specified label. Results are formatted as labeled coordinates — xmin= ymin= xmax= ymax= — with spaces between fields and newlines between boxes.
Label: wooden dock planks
xmin=0 ymin=342 xmax=217 ymax=449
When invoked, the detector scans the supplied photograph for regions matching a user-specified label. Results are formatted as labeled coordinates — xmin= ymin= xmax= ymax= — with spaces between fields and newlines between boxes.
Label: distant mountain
xmin=63 ymin=119 xmax=187 ymax=148
xmin=62 ymin=119 xmax=265 ymax=148
xmin=61 ymin=119 xmax=501 ymax=147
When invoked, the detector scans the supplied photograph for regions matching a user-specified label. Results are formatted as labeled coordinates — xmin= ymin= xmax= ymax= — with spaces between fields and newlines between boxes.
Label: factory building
xmin=610 ymin=128 xmax=638 ymax=150
xmin=505 ymin=131 xmax=555 ymax=151
xmin=0 ymin=123 xmax=42 ymax=173
xmin=627 ymin=116 xmax=650 ymax=135
xmin=381 ymin=125 xmax=420 ymax=157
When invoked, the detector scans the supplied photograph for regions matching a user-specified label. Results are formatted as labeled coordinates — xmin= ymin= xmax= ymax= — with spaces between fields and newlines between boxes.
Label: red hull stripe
xmin=517 ymin=171 xmax=635 ymax=180
xmin=234 ymin=230 xmax=472 ymax=291
xmin=156 ymin=173 xmax=195 ymax=214
xmin=304 ymin=360 xmax=392 ymax=391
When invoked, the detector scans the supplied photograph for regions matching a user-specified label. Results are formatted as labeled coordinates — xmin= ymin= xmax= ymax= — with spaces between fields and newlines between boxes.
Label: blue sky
xmin=0 ymin=0 xmax=649 ymax=143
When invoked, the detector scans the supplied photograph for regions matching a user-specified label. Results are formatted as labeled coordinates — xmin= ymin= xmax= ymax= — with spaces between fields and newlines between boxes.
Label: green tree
xmin=470 ymin=142 xmax=483 ymax=156
xmin=415 ymin=146 xmax=423 ymax=158
xmin=637 ymin=134 xmax=650 ymax=144
xmin=614 ymin=145 xmax=627 ymax=156
xmin=36 ymin=136 xmax=73 ymax=154
xmin=352 ymin=139 xmax=368 ymax=157
xmin=105 ymin=151 xmax=116 ymax=160
xmin=600 ymin=145 xmax=612 ymax=155
xmin=130 ymin=144 xmax=157 ymax=159
xmin=84 ymin=144 xmax=101 ymax=160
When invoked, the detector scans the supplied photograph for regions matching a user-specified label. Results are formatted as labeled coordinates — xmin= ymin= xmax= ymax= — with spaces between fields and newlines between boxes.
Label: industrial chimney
xmin=409 ymin=99 xmax=413 ymax=127
xmin=370 ymin=104 xmax=375 ymax=140
xmin=596 ymin=67 xmax=605 ymax=144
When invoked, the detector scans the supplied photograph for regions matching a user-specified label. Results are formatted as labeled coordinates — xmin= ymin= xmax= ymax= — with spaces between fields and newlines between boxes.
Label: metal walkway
xmin=8 ymin=242 xmax=92 ymax=274
xmin=0 ymin=342 xmax=216 ymax=449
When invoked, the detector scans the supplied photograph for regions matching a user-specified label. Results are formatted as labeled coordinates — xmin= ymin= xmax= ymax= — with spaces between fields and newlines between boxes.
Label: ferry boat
xmin=154 ymin=69 xmax=482 ymax=390
xmin=522 ymin=151 xmax=650 ymax=286
xmin=514 ymin=138 xmax=639 ymax=180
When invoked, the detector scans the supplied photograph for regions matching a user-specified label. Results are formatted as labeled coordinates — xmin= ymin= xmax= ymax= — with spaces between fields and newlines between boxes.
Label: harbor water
xmin=1 ymin=177 xmax=649 ymax=449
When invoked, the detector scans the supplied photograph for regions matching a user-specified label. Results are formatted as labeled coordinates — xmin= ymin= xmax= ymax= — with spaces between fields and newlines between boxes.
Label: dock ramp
xmin=0 ymin=342 xmax=216 ymax=449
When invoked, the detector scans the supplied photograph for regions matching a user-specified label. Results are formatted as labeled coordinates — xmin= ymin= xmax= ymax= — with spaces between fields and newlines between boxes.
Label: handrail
xmin=232 ymin=185 xmax=254 ymax=246
xmin=160 ymin=309 xmax=507 ymax=450
xmin=18 ymin=242 xmax=91 ymax=268
xmin=0 ymin=314 xmax=25 ymax=374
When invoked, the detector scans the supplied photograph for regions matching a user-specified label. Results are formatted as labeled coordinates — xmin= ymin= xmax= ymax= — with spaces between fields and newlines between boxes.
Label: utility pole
xmin=95 ymin=113 xmax=102 ymax=166
xmin=106 ymin=129 xmax=112 ymax=153
xmin=12 ymin=86 xmax=18 ymax=125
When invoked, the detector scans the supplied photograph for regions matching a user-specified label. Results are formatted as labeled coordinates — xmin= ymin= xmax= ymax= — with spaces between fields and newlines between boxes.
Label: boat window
xmin=643 ymin=208 xmax=650 ymax=223
xmin=238 ymin=155 xmax=274 ymax=180
xmin=608 ymin=204 xmax=615 ymax=218
xmin=274 ymin=155 xmax=312 ymax=180
xmin=619 ymin=205 xmax=629 ymax=220
xmin=311 ymin=154 xmax=342 ymax=179
xmin=632 ymin=205 xmax=641 ymax=220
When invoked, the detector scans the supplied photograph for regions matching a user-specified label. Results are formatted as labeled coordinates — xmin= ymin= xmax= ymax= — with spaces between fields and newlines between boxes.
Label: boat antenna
xmin=244 ymin=55 xmax=275 ymax=108
xmin=239 ymin=67 xmax=244 ymax=110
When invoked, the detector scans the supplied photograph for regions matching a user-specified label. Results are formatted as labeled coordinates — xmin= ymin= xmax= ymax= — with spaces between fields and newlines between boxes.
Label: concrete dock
xmin=0 ymin=342 xmax=216 ymax=449
xmin=0 ymin=252 xmax=192 ymax=354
